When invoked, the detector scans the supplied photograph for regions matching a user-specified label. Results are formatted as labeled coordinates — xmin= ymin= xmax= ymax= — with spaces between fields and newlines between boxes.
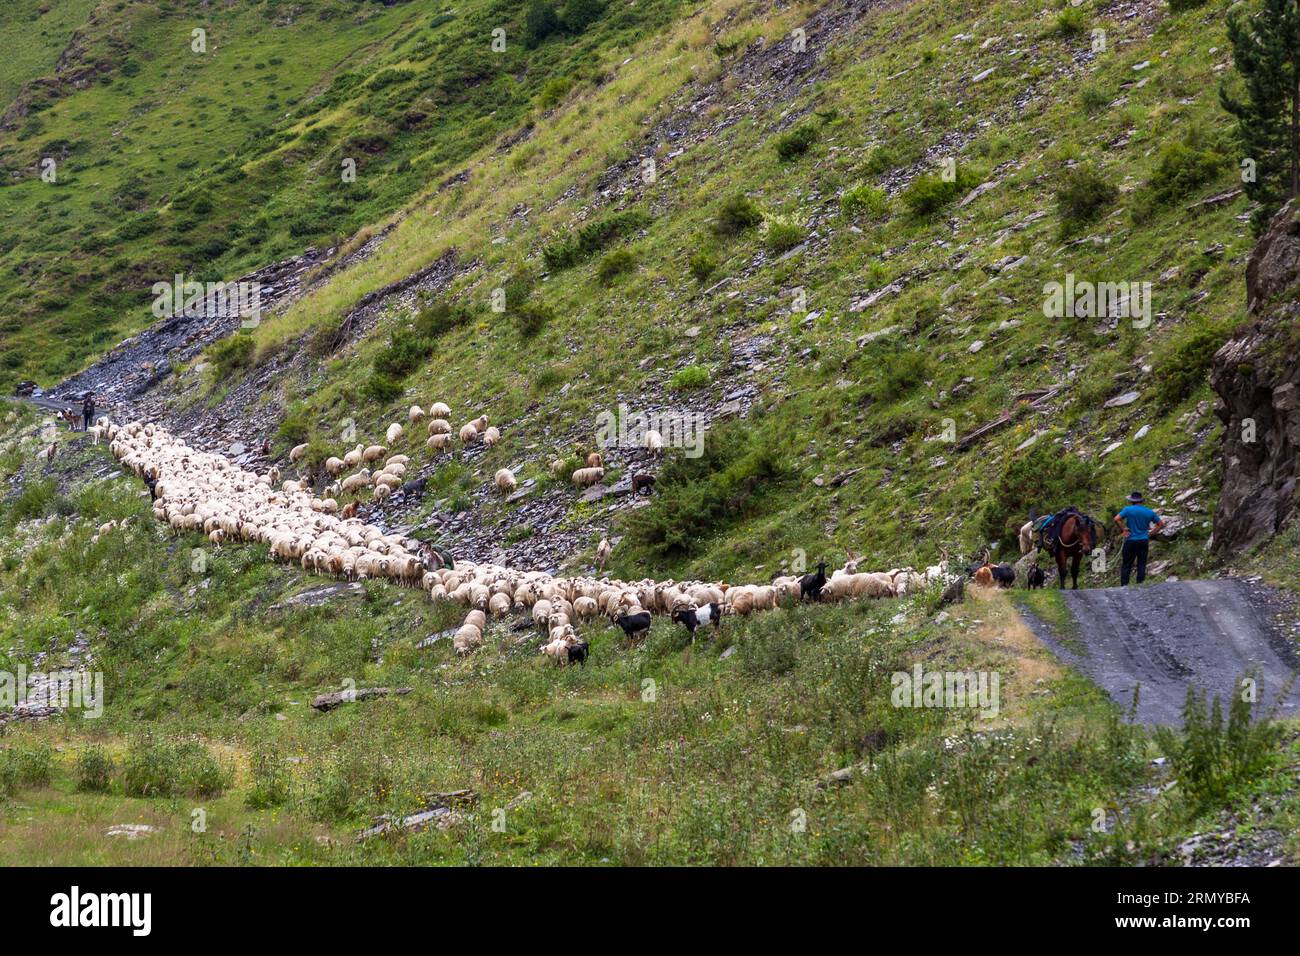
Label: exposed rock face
xmin=1211 ymin=200 xmax=1300 ymax=556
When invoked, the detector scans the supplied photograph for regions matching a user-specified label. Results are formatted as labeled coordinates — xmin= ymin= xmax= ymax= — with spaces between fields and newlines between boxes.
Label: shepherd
xmin=82 ymin=391 xmax=96 ymax=432
xmin=1113 ymin=491 xmax=1164 ymax=587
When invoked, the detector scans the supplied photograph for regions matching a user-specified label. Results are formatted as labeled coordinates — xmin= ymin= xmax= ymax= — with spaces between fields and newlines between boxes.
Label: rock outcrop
xmin=1211 ymin=200 xmax=1300 ymax=556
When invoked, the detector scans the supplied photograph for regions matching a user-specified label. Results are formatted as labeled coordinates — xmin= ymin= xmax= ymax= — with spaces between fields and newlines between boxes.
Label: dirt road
xmin=1023 ymin=579 xmax=1300 ymax=724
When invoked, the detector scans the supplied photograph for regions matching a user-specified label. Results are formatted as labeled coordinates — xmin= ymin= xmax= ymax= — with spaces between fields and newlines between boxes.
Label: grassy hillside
xmin=163 ymin=0 xmax=1249 ymax=581
xmin=0 ymin=0 xmax=689 ymax=387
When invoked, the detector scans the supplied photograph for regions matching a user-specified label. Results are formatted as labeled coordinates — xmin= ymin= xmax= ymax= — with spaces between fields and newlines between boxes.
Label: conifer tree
xmin=1221 ymin=0 xmax=1300 ymax=230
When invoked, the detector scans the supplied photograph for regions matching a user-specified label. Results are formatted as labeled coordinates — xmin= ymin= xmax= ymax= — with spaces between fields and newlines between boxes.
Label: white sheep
xmin=408 ymin=405 xmax=426 ymax=424
xmin=494 ymin=468 xmax=517 ymax=493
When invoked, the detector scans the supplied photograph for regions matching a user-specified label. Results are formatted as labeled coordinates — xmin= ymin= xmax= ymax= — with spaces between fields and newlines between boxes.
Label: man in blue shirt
xmin=1113 ymin=491 xmax=1165 ymax=586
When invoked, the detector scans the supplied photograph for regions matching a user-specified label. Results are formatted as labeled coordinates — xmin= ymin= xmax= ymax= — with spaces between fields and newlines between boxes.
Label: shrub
xmin=1167 ymin=0 xmax=1210 ymax=10
xmin=774 ymin=122 xmax=819 ymax=161
xmin=901 ymin=166 xmax=983 ymax=217
xmin=277 ymin=403 xmax=311 ymax=447
xmin=979 ymin=444 xmax=1098 ymax=549
xmin=123 ymin=736 xmax=228 ymax=798
xmin=1079 ymin=85 xmax=1110 ymax=114
xmin=866 ymin=348 xmax=928 ymax=403
xmin=0 ymin=742 xmax=54 ymax=792
xmin=687 ymin=249 xmax=717 ymax=281
xmin=560 ymin=0 xmax=605 ymax=33
xmin=515 ymin=300 xmax=554 ymax=338
xmin=622 ymin=422 xmax=789 ymax=562
xmin=1151 ymin=322 xmax=1232 ymax=411
xmin=1053 ymin=6 xmax=1088 ymax=36
xmin=209 ymin=334 xmax=255 ymax=377
xmin=1055 ymin=164 xmax=1118 ymax=233
xmin=764 ymin=219 xmax=805 ymax=255
xmin=1140 ymin=131 xmax=1225 ymax=207
xmin=596 ymin=248 xmax=636 ymax=284
xmin=840 ymin=183 xmax=889 ymax=219
xmin=245 ymin=748 xmax=291 ymax=809
xmin=75 ymin=745 xmax=114 ymax=792
xmin=525 ymin=0 xmax=562 ymax=46
xmin=1154 ymin=685 xmax=1283 ymax=813
xmin=712 ymin=194 xmax=763 ymax=236
xmin=669 ymin=365 xmax=710 ymax=390
xmin=542 ymin=210 xmax=647 ymax=270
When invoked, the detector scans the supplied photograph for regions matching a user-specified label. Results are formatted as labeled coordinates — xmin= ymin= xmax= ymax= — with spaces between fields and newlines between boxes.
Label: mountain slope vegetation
xmin=2 ymin=0 xmax=1299 ymax=867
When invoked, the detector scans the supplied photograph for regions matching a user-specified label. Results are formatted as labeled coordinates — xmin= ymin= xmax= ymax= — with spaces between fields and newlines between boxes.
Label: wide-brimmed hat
xmin=1126 ymin=491 xmax=1144 ymax=503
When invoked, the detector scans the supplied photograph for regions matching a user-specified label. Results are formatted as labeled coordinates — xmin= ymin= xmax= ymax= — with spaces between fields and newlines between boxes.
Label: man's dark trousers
xmin=1120 ymin=539 xmax=1148 ymax=586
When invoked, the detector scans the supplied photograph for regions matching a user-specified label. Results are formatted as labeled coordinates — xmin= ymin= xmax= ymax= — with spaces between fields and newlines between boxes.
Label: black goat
xmin=671 ymin=602 xmax=723 ymax=637
xmin=799 ymin=561 xmax=828 ymax=602
xmin=631 ymin=474 xmax=656 ymax=495
xmin=1026 ymin=566 xmax=1046 ymax=589
xmin=566 ymin=639 xmax=589 ymax=667
xmin=613 ymin=610 xmax=652 ymax=641
xmin=990 ymin=564 xmax=1016 ymax=589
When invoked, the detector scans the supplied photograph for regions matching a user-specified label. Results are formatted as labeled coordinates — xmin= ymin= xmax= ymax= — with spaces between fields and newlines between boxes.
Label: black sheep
xmin=799 ymin=561 xmax=828 ymax=602
xmin=566 ymin=639 xmax=589 ymax=667
xmin=613 ymin=610 xmax=652 ymax=641
xmin=990 ymin=564 xmax=1016 ymax=588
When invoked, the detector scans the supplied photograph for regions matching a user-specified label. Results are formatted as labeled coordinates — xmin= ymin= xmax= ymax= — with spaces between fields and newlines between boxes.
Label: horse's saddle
xmin=1041 ymin=506 xmax=1096 ymax=554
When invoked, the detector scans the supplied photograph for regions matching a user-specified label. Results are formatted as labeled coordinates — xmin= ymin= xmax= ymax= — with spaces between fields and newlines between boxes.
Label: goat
xmin=671 ymin=602 xmax=722 ymax=639
xmin=612 ymin=610 xmax=652 ymax=641
xmin=630 ymin=473 xmax=656 ymax=495
xmin=799 ymin=561 xmax=828 ymax=602
xmin=1026 ymin=566 xmax=1046 ymax=589
xmin=990 ymin=564 xmax=1015 ymax=588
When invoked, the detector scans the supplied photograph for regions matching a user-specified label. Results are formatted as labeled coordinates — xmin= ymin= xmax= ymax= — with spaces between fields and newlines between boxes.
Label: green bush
xmin=277 ymin=403 xmax=311 ymax=447
xmin=1053 ymin=6 xmax=1088 ymax=36
xmin=515 ymin=300 xmax=554 ymax=338
xmin=525 ymin=0 xmax=562 ymax=46
xmin=687 ymin=249 xmax=717 ymax=281
xmin=712 ymin=194 xmax=763 ymax=236
xmin=865 ymin=348 xmax=928 ymax=403
xmin=1140 ymin=131 xmax=1225 ymax=207
xmin=209 ymin=334 xmax=255 ymax=377
xmin=1055 ymin=164 xmax=1118 ymax=233
xmin=1079 ymin=85 xmax=1111 ymax=114
xmin=245 ymin=748 xmax=291 ymax=809
xmin=75 ymin=745 xmax=114 ymax=793
xmin=764 ymin=219 xmax=805 ymax=255
xmin=1151 ymin=322 xmax=1232 ymax=411
xmin=840 ymin=183 xmax=889 ymax=219
xmin=1154 ymin=686 xmax=1283 ymax=813
xmin=123 ymin=736 xmax=229 ymax=798
xmin=1167 ymin=0 xmax=1210 ymax=10
xmin=596 ymin=248 xmax=636 ymax=284
xmin=542 ymin=210 xmax=647 ymax=270
xmin=901 ymin=166 xmax=983 ymax=217
xmin=774 ymin=122 xmax=819 ymax=161
xmin=669 ymin=365 xmax=710 ymax=390
xmin=0 ymin=742 xmax=54 ymax=793
xmin=622 ymin=422 xmax=790 ymax=562
xmin=979 ymin=444 xmax=1099 ymax=548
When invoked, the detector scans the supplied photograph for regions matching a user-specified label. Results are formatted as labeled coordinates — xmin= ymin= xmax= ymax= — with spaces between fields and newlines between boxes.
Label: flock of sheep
xmin=95 ymin=414 xmax=956 ymax=667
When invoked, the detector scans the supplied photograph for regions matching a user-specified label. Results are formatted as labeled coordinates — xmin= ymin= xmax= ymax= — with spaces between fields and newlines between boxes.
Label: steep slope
xmin=0 ymin=0 xmax=692 ymax=388
xmin=111 ymin=0 xmax=1252 ymax=584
